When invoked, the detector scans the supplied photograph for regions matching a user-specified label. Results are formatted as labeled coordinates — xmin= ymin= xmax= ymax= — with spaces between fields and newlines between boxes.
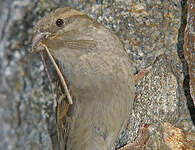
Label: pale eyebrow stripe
xmin=54 ymin=8 xmax=86 ymax=19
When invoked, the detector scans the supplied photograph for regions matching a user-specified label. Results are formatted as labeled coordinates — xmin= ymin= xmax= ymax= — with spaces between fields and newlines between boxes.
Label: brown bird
xmin=32 ymin=7 xmax=135 ymax=150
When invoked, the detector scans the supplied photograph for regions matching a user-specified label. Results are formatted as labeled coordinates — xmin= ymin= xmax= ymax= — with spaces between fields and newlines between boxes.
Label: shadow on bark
xmin=177 ymin=0 xmax=195 ymax=125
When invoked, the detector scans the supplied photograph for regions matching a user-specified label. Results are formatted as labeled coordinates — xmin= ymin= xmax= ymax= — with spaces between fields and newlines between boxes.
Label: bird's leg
xmin=118 ymin=123 xmax=150 ymax=150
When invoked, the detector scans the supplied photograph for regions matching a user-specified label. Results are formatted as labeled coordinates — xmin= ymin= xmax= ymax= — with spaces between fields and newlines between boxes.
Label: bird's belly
xmin=67 ymin=82 xmax=131 ymax=150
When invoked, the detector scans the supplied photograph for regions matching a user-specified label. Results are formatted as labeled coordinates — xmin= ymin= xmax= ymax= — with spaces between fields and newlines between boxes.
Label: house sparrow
xmin=32 ymin=7 xmax=135 ymax=150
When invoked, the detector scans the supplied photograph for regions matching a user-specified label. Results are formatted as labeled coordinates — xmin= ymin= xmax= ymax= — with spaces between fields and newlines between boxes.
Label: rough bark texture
xmin=0 ymin=0 xmax=194 ymax=150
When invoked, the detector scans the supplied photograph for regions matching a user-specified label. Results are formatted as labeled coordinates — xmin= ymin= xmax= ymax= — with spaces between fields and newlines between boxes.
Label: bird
xmin=32 ymin=7 xmax=135 ymax=150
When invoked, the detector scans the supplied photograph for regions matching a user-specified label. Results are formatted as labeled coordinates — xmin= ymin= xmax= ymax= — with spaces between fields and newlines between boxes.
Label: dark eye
xmin=56 ymin=19 xmax=64 ymax=27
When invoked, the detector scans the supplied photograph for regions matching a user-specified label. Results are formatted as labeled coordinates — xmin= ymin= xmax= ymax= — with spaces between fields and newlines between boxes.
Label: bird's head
xmin=32 ymin=7 xmax=122 ymax=55
xmin=32 ymin=7 xmax=108 ymax=53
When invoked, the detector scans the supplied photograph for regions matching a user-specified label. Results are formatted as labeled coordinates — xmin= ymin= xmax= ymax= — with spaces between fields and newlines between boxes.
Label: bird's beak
xmin=32 ymin=31 xmax=50 ymax=53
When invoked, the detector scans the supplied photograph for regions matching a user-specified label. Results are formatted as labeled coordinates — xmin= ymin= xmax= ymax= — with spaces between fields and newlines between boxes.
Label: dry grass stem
xmin=41 ymin=44 xmax=73 ymax=104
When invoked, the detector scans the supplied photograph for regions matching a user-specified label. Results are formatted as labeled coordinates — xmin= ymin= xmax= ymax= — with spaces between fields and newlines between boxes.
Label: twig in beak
xmin=41 ymin=44 xmax=73 ymax=104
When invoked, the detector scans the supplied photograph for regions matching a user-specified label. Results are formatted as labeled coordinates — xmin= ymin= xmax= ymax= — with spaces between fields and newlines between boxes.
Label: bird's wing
xmin=56 ymin=80 xmax=72 ymax=150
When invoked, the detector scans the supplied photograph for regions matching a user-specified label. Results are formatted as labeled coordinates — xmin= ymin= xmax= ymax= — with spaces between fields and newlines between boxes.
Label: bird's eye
xmin=56 ymin=19 xmax=64 ymax=27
